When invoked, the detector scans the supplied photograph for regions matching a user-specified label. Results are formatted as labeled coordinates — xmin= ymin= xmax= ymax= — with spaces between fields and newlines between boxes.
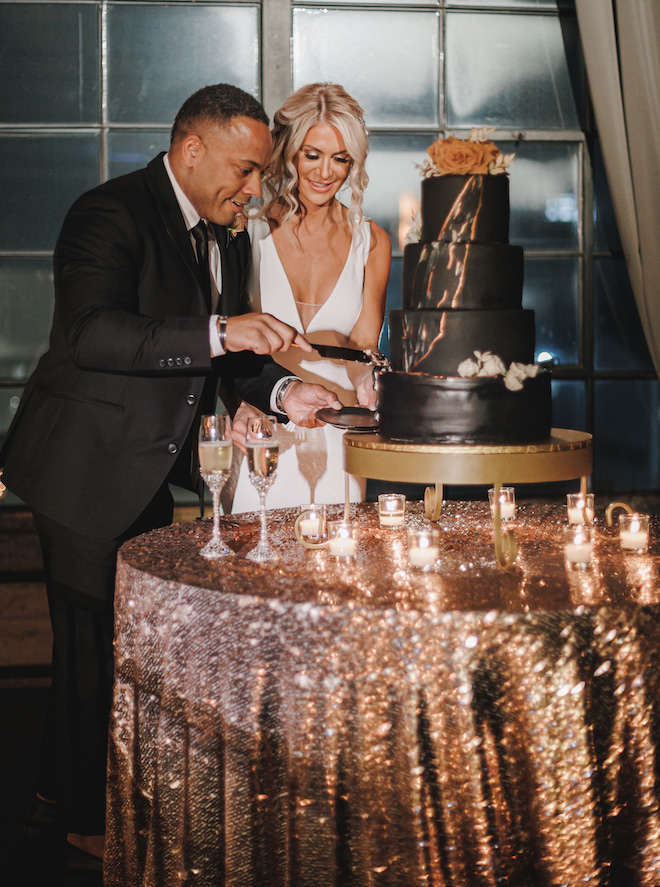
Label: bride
xmin=229 ymin=82 xmax=391 ymax=512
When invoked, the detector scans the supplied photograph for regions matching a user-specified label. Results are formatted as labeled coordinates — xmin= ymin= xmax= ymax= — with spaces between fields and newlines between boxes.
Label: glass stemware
xmin=198 ymin=413 xmax=234 ymax=559
xmin=245 ymin=415 xmax=279 ymax=563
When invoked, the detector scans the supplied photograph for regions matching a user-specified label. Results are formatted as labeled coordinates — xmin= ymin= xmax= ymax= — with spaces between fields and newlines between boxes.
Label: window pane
xmin=362 ymin=134 xmax=433 ymax=252
xmin=0 ymin=387 xmax=24 ymax=447
xmin=108 ymin=131 xmax=171 ymax=179
xmin=448 ymin=0 xmax=558 ymax=7
xmin=524 ymin=257 xmax=579 ymax=365
xmin=551 ymin=379 xmax=586 ymax=432
xmin=594 ymin=258 xmax=654 ymax=373
xmin=446 ymin=12 xmax=578 ymax=129
xmin=593 ymin=138 xmax=622 ymax=253
xmin=504 ymin=141 xmax=579 ymax=250
xmin=293 ymin=9 xmax=439 ymax=128
xmin=0 ymin=135 xmax=100 ymax=252
xmin=107 ymin=4 xmax=259 ymax=124
xmin=595 ymin=381 xmax=660 ymax=491
xmin=0 ymin=259 xmax=54 ymax=383
xmin=0 ymin=3 xmax=99 ymax=124
xmin=380 ymin=257 xmax=403 ymax=360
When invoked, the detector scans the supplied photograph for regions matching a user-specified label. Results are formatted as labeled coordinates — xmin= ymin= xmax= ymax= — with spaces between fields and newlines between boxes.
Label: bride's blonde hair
xmin=262 ymin=83 xmax=369 ymax=234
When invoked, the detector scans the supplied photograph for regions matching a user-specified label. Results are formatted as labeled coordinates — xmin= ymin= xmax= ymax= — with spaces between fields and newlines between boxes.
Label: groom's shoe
xmin=23 ymin=795 xmax=65 ymax=843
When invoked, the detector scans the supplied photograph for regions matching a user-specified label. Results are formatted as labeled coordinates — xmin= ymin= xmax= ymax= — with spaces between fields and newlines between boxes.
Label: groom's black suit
xmin=2 ymin=153 xmax=286 ymax=538
xmin=0 ymin=153 xmax=290 ymax=834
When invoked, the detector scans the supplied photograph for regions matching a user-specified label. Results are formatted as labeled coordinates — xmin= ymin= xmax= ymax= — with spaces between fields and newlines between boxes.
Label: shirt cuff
xmin=271 ymin=376 xmax=300 ymax=415
xmin=209 ymin=315 xmax=226 ymax=357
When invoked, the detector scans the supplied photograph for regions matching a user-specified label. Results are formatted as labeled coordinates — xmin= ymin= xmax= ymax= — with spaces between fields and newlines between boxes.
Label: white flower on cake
xmin=403 ymin=210 xmax=422 ymax=246
xmin=416 ymin=128 xmax=515 ymax=179
xmin=458 ymin=351 xmax=539 ymax=391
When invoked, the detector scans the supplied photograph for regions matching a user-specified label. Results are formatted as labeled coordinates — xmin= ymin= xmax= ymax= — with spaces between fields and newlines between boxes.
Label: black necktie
xmin=191 ymin=220 xmax=211 ymax=302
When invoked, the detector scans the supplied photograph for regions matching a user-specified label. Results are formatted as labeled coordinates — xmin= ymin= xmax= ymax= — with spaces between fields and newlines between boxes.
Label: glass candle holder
xmin=297 ymin=503 xmax=327 ymax=542
xmin=488 ymin=487 xmax=516 ymax=520
xmin=619 ymin=513 xmax=650 ymax=554
xmin=378 ymin=493 xmax=406 ymax=528
xmin=327 ymin=521 xmax=357 ymax=560
xmin=407 ymin=528 xmax=440 ymax=571
xmin=566 ymin=493 xmax=595 ymax=525
xmin=564 ymin=525 xmax=594 ymax=569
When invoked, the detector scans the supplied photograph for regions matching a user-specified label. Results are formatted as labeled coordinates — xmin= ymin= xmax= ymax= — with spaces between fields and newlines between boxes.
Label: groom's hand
xmin=280 ymin=381 xmax=342 ymax=428
xmin=225 ymin=313 xmax=312 ymax=355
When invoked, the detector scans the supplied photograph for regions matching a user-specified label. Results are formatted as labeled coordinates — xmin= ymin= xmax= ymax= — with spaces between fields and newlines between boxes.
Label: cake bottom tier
xmin=377 ymin=370 xmax=552 ymax=444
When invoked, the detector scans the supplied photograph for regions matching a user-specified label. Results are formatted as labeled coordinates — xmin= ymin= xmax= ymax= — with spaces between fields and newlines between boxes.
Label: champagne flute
xmin=245 ymin=415 xmax=279 ymax=563
xmin=198 ymin=414 xmax=234 ymax=559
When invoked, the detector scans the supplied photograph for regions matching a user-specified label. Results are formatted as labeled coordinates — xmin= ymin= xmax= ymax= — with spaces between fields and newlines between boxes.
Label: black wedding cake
xmin=378 ymin=130 xmax=552 ymax=444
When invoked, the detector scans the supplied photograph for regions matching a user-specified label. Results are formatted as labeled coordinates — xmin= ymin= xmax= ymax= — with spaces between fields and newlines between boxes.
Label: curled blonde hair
xmin=262 ymin=83 xmax=369 ymax=234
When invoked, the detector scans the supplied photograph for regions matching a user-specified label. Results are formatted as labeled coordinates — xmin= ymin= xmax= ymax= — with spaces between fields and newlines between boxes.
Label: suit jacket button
xmin=176 ymin=357 xmax=183 ymax=366
xmin=184 ymin=357 xmax=192 ymax=365
xmin=159 ymin=359 xmax=166 ymax=367
xmin=168 ymin=443 xmax=178 ymax=454
xmin=187 ymin=394 xmax=196 ymax=405
xmin=167 ymin=358 xmax=174 ymax=366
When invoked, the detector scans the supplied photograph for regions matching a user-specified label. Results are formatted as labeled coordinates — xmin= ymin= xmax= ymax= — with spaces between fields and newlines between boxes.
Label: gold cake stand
xmin=343 ymin=428 xmax=593 ymax=568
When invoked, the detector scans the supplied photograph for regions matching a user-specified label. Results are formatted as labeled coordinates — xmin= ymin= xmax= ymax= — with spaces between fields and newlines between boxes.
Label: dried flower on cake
xmin=418 ymin=128 xmax=515 ymax=178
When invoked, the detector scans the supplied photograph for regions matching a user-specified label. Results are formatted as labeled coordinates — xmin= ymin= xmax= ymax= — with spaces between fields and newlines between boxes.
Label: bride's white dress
xmin=230 ymin=216 xmax=372 ymax=512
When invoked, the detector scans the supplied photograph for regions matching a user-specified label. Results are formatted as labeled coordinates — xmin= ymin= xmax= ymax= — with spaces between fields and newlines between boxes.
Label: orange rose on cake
xmin=427 ymin=136 xmax=499 ymax=175
xmin=419 ymin=127 xmax=514 ymax=178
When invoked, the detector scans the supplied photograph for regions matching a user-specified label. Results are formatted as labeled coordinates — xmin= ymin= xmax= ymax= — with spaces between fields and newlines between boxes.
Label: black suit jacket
xmin=0 ymin=154 xmax=289 ymax=538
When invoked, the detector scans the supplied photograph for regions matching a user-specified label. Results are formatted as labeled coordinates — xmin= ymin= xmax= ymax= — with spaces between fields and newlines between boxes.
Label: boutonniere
xmin=227 ymin=212 xmax=247 ymax=240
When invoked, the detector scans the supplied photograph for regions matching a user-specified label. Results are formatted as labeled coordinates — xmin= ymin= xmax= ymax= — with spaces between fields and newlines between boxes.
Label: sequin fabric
xmin=106 ymin=501 xmax=660 ymax=886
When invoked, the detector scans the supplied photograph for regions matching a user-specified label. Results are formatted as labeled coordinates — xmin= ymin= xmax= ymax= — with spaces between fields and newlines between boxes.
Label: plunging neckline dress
xmin=229 ymin=216 xmax=372 ymax=512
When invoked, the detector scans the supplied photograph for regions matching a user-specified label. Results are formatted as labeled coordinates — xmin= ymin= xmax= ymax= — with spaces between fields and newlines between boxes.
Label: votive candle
xmin=566 ymin=493 xmax=595 ymax=525
xmin=378 ymin=493 xmax=406 ymax=528
xmin=408 ymin=528 xmax=440 ymax=571
xmin=564 ymin=525 xmax=594 ymax=568
xmin=488 ymin=487 xmax=516 ymax=521
xmin=619 ymin=513 xmax=649 ymax=554
xmin=327 ymin=521 xmax=356 ymax=559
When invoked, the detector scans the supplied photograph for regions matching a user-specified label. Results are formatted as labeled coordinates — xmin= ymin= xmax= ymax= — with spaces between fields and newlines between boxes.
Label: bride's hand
xmin=354 ymin=368 xmax=377 ymax=410
xmin=231 ymin=402 xmax=264 ymax=454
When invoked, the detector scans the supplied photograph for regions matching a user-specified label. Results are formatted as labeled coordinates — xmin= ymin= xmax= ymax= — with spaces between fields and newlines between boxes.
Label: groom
xmin=0 ymin=83 xmax=340 ymax=878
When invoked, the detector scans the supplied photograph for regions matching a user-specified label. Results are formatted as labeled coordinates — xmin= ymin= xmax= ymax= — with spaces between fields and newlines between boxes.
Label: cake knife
xmin=309 ymin=343 xmax=391 ymax=369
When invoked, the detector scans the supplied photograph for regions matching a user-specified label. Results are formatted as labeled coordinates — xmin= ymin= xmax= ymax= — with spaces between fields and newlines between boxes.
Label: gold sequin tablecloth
xmin=106 ymin=501 xmax=660 ymax=887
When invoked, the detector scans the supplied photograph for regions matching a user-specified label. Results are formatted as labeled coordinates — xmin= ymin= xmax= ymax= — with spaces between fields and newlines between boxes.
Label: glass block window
xmin=0 ymin=3 xmax=99 ymax=124
xmin=594 ymin=381 xmax=660 ymax=489
xmin=506 ymin=141 xmax=580 ymax=250
xmin=107 ymin=4 xmax=260 ymax=124
xmin=0 ymin=259 xmax=55 ymax=383
xmin=524 ymin=257 xmax=579 ymax=366
xmin=293 ymin=9 xmax=440 ymax=128
xmin=0 ymin=135 xmax=101 ymax=252
xmin=107 ymin=131 xmax=171 ymax=179
xmin=446 ymin=11 xmax=579 ymax=129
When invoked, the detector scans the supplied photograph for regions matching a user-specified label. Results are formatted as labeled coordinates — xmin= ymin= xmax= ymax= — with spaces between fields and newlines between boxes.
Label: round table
xmin=105 ymin=500 xmax=660 ymax=887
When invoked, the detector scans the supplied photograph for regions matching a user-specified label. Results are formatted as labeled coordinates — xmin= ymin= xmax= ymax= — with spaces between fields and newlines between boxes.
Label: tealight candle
xmin=297 ymin=503 xmax=326 ymax=541
xmin=564 ymin=525 xmax=594 ymax=568
xmin=407 ymin=528 xmax=440 ymax=571
xmin=488 ymin=487 xmax=516 ymax=521
xmin=619 ymin=513 xmax=650 ymax=554
xmin=327 ymin=520 xmax=356 ymax=559
xmin=378 ymin=493 xmax=406 ymax=528
xmin=566 ymin=493 xmax=595 ymax=525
